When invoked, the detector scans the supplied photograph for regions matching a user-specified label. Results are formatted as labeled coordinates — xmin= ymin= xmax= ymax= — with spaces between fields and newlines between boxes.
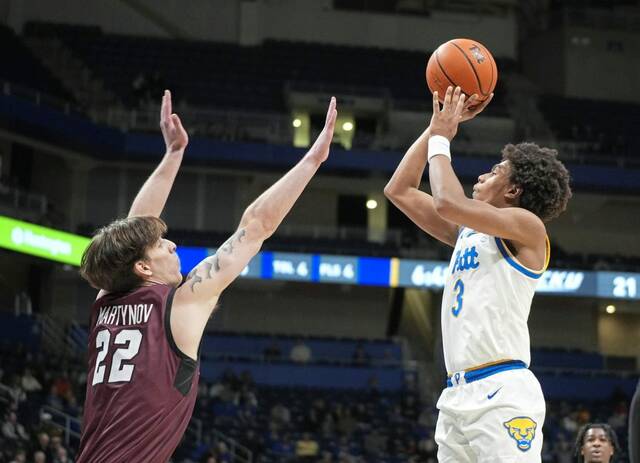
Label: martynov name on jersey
xmin=95 ymin=304 xmax=154 ymax=327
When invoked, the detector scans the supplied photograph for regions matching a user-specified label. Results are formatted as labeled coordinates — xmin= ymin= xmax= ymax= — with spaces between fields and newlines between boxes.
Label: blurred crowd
xmin=0 ymin=343 xmax=632 ymax=463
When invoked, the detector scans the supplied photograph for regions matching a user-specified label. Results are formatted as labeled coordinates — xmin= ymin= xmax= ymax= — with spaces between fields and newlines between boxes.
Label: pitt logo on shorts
xmin=503 ymin=417 xmax=537 ymax=452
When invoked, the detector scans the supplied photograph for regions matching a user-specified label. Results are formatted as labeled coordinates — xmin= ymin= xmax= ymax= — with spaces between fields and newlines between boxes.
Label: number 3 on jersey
xmin=92 ymin=329 xmax=143 ymax=386
xmin=451 ymin=278 xmax=464 ymax=317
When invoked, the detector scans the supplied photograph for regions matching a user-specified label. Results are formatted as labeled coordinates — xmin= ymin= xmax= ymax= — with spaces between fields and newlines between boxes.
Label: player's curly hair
xmin=501 ymin=143 xmax=572 ymax=222
xmin=573 ymin=423 xmax=621 ymax=462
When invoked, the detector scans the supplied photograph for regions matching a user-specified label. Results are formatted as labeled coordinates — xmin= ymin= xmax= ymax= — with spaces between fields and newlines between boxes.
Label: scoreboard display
xmin=176 ymin=246 xmax=640 ymax=301
xmin=1 ymin=216 xmax=637 ymax=301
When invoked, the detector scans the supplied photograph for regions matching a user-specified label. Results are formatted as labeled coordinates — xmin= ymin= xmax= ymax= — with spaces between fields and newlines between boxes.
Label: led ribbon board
xmin=1 ymin=216 xmax=637 ymax=300
xmin=0 ymin=216 xmax=91 ymax=266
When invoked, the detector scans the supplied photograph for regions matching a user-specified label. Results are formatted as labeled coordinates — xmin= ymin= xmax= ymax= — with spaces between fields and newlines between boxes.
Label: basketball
xmin=426 ymin=38 xmax=498 ymax=104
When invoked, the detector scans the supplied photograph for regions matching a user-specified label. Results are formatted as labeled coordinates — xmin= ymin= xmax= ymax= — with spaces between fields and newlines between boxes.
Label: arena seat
xmin=23 ymin=22 xmax=509 ymax=115
xmin=0 ymin=24 xmax=71 ymax=101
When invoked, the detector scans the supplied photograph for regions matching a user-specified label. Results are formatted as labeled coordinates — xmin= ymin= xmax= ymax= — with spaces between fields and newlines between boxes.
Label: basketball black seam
xmin=450 ymin=41 xmax=486 ymax=96
xmin=435 ymin=50 xmax=460 ymax=90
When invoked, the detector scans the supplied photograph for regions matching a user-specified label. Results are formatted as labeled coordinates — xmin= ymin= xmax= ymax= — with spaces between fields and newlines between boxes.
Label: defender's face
xmin=582 ymin=428 xmax=614 ymax=463
xmin=472 ymin=160 xmax=514 ymax=205
xmin=144 ymin=238 xmax=182 ymax=287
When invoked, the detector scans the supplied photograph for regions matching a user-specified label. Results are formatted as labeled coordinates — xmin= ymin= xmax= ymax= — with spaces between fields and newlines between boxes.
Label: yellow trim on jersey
xmin=497 ymin=236 xmax=550 ymax=275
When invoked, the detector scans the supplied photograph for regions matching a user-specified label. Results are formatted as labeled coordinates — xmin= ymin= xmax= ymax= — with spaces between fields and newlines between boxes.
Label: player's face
xmin=472 ymin=160 xmax=513 ymax=206
xmin=144 ymin=238 xmax=182 ymax=287
xmin=581 ymin=428 xmax=614 ymax=463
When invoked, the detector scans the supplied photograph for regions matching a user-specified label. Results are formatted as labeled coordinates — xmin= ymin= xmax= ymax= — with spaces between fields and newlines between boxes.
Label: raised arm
xmin=384 ymin=126 xmax=459 ymax=247
xmin=128 ymin=90 xmax=188 ymax=217
xmin=427 ymin=86 xmax=545 ymax=247
xmin=171 ymin=98 xmax=338 ymax=359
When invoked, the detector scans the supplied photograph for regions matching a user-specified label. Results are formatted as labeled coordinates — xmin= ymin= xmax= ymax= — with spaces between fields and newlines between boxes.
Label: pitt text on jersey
xmin=451 ymin=246 xmax=480 ymax=274
xmin=95 ymin=304 xmax=154 ymax=327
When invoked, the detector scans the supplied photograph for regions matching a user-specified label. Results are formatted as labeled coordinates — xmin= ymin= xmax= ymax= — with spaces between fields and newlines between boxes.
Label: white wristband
xmin=428 ymin=135 xmax=452 ymax=163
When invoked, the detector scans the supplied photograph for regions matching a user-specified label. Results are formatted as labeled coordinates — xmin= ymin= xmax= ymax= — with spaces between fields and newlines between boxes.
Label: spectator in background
xmin=2 ymin=411 xmax=29 ymax=442
xmin=33 ymin=450 xmax=46 ymax=463
xmin=131 ymin=71 xmax=148 ymax=105
xmin=290 ymin=340 xmax=312 ymax=364
xmin=52 ymin=372 xmax=71 ymax=399
xmin=563 ymin=410 xmax=579 ymax=434
xmin=30 ymin=431 xmax=52 ymax=462
xmin=45 ymin=385 xmax=63 ymax=409
xmin=553 ymin=436 xmax=573 ymax=463
xmin=53 ymin=446 xmax=73 ymax=463
xmin=271 ymin=433 xmax=295 ymax=462
xmin=573 ymin=423 xmax=620 ymax=463
xmin=8 ymin=375 xmax=26 ymax=404
xmin=271 ymin=403 xmax=291 ymax=429
xmin=295 ymin=432 xmax=319 ymax=461
xmin=9 ymin=448 xmax=26 ymax=463
xmin=337 ymin=408 xmax=357 ymax=438
xmin=49 ymin=434 xmax=64 ymax=460
xmin=21 ymin=368 xmax=42 ymax=393
xmin=364 ymin=428 xmax=387 ymax=458
xmin=402 ymin=395 xmax=419 ymax=421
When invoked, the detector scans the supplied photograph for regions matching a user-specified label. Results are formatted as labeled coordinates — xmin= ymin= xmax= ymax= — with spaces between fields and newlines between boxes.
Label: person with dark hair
xmin=75 ymin=91 xmax=338 ymax=462
xmin=385 ymin=86 xmax=572 ymax=462
xmin=630 ymin=381 xmax=640 ymax=463
xmin=574 ymin=423 xmax=620 ymax=463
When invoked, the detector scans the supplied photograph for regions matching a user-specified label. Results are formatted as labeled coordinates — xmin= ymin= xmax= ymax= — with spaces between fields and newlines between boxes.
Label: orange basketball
xmin=426 ymin=38 xmax=498 ymax=104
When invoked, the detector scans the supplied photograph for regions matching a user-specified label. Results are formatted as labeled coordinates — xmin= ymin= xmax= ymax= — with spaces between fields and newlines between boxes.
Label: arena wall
xmin=1 ymin=0 xmax=517 ymax=58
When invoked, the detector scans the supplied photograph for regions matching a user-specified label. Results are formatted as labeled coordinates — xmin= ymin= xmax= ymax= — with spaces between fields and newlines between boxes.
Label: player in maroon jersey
xmin=76 ymin=90 xmax=338 ymax=462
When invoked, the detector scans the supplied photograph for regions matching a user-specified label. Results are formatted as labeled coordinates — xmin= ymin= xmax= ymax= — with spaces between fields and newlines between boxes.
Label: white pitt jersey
xmin=441 ymin=226 xmax=550 ymax=375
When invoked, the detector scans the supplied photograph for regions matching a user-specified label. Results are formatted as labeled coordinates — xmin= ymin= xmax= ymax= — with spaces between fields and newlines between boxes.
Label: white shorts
xmin=435 ymin=367 xmax=546 ymax=463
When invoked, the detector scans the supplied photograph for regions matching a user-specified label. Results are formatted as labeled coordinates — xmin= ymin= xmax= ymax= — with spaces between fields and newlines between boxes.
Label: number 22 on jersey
xmin=451 ymin=278 xmax=464 ymax=317
xmin=92 ymin=329 xmax=143 ymax=385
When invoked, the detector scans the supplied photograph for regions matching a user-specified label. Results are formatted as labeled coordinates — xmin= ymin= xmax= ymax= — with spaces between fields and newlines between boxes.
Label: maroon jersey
xmin=77 ymin=284 xmax=199 ymax=463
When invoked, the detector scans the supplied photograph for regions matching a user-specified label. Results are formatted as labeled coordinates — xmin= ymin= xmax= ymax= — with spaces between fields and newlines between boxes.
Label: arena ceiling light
xmin=605 ymin=304 xmax=616 ymax=314
xmin=366 ymin=199 xmax=378 ymax=210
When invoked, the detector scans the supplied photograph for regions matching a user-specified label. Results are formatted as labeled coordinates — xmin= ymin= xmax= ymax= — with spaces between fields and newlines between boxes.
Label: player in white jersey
xmin=385 ymin=86 xmax=572 ymax=462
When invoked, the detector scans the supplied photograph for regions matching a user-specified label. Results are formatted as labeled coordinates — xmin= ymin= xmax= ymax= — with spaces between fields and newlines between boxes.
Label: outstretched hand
xmin=460 ymin=92 xmax=493 ymax=123
xmin=430 ymin=86 xmax=466 ymax=141
xmin=160 ymin=90 xmax=189 ymax=154
xmin=307 ymin=97 xmax=337 ymax=164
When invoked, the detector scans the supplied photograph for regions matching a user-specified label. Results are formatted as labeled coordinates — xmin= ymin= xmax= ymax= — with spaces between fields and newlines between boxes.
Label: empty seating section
xmin=539 ymin=94 xmax=640 ymax=162
xmin=0 ymin=312 xmax=41 ymax=350
xmin=532 ymin=348 xmax=604 ymax=370
xmin=23 ymin=22 xmax=509 ymax=114
xmin=201 ymin=334 xmax=402 ymax=363
xmin=200 ymin=362 xmax=406 ymax=390
xmin=0 ymin=24 xmax=71 ymax=101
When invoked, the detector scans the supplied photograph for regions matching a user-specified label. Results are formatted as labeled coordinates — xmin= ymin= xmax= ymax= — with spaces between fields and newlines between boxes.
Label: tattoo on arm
xmin=220 ymin=228 xmax=246 ymax=254
xmin=186 ymin=268 xmax=203 ymax=292
xmin=203 ymin=255 xmax=220 ymax=278
xmin=184 ymin=228 xmax=247 ymax=292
